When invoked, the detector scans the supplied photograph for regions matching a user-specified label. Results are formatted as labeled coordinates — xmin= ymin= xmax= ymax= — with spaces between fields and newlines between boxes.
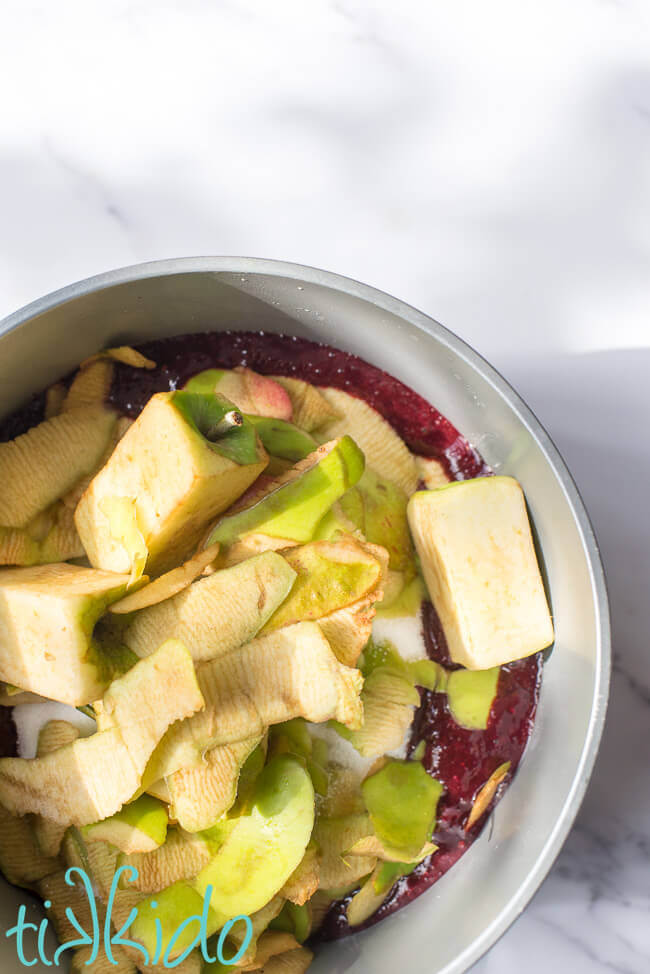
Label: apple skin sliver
xmin=139 ymin=622 xmax=363 ymax=784
xmin=122 ymin=551 xmax=297 ymax=663
xmin=0 ymin=640 xmax=204 ymax=826
xmin=270 ymin=375 xmax=341 ymax=433
xmin=318 ymin=388 xmax=418 ymax=496
xmin=109 ymin=543 xmax=220 ymax=614
xmin=117 ymin=828 xmax=212 ymax=893
xmin=32 ymin=720 xmax=80 ymax=858
xmin=81 ymin=345 xmax=156 ymax=370
xmin=166 ymin=735 xmax=261 ymax=833
xmin=0 ymin=406 xmax=117 ymax=528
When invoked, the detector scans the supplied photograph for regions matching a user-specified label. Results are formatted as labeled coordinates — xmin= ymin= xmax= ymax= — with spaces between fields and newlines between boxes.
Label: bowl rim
xmin=0 ymin=256 xmax=611 ymax=972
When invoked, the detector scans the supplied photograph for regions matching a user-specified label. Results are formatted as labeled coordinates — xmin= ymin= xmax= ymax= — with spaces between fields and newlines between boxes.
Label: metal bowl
xmin=0 ymin=258 xmax=610 ymax=973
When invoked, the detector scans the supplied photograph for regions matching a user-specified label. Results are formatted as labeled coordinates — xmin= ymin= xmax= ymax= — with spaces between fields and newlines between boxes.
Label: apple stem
xmin=206 ymin=409 xmax=244 ymax=440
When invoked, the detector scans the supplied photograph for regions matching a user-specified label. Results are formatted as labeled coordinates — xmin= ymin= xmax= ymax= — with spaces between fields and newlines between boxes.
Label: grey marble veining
xmin=1 ymin=1 xmax=649 ymax=971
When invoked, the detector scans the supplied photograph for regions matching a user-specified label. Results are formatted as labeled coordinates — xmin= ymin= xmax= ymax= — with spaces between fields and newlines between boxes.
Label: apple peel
xmin=110 ymin=542 xmax=220 ymax=614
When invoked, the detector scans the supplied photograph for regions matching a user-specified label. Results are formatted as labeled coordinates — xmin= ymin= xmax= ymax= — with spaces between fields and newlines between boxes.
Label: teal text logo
xmin=6 ymin=866 xmax=253 ymax=968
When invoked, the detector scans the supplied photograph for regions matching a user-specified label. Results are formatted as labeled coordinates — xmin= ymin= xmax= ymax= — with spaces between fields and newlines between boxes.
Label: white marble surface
xmin=1 ymin=1 xmax=649 ymax=971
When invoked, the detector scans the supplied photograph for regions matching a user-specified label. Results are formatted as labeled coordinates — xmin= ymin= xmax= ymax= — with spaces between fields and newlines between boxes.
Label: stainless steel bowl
xmin=0 ymin=258 xmax=610 ymax=974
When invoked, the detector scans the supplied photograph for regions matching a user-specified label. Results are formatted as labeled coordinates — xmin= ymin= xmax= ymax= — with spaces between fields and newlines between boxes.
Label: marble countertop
xmin=1 ymin=1 xmax=649 ymax=971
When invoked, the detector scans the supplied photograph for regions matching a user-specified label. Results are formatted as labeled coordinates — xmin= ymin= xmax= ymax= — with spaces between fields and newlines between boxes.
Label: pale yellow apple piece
xmin=75 ymin=391 xmax=267 ymax=575
xmin=33 ymin=720 xmax=81 ymax=857
xmin=466 ymin=761 xmax=511 ymax=830
xmin=262 ymin=537 xmax=383 ymax=633
xmin=140 ymin=622 xmax=363 ymax=782
xmin=81 ymin=345 xmax=157 ymax=369
xmin=0 ymin=804 xmax=59 ymax=890
xmin=122 ymin=551 xmax=296 ymax=662
xmin=0 ymin=406 xmax=117 ymax=528
xmin=346 ymin=835 xmax=436 ymax=863
xmin=407 ymin=476 xmax=554 ymax=669
xmin=82 ymin=793 xmax=169 ymax=854
xmin=62 ymin=415 xmax=133 ymax=513
xmin=194 ymin=622 xmax=363 ymax=740
xmin=167 ymin=736 xmax=261 ymax=833
xmin=312 ymin=537 xmax=388 ymax=667
xmin=118 ymin=829 xmax=211 ymax=893
xmin=315 ymin=813 xmax=376 ymax=890
xmin=342 ymin=668 xmax=420 ymax=758
xmin=110 ymin=543 xmax=220 ymax=613
xmin=240 ymin=932 xmax=302 ymax=972
xmin=270 ymin=375 xmax=341 ymax=432
xmin=229 ymin=896 xmax=286 ymax=968
xmin=44 ymin=382 xmax=67 ymax=419
xmin=62 ymin=359 xmax=114 ymax=411
xmin=280 ymin=842 xmax=321 ymax=905
xmin=0 ymin=563 xmax=132 ymax=704
xmin=0 ymin=640 xmax=204 ymax=825
xmin=319 ymin=388 xmax=417 ymax=495
xmin=346 ymin=865 xmax=391 ymax=927
xmin=220 ymin=532 xmax=295 ymax=568
xmin=318 ymin=593 xmax=380 ymax=668
xmin=253 ymin=947 xmax=314 ymax=974
xmin=0 ymin=501 xmax=85 ymax=566
xmin=414 ymin=455 xmax=452 ymax=489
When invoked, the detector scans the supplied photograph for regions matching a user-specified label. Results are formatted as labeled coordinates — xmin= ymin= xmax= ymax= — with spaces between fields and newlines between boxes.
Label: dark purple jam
xmin=0 ymin=705 xmax=17 ymax=758
xmin=106 ymin=332 xmax=490 ymax=480
xmin=0 ymin=330 xmax=540 ymax=934
xmin=0 ymin=390 xmax=48 ymax=444
xmin=318 ymin=625 xmax=541 ymax=939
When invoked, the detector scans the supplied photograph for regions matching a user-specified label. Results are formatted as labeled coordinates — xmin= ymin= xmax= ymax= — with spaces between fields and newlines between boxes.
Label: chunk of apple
xmin=75 ymin=391 xmax=268 ymax=576
xmin=130 ymin=755 xmax=314 ymax=961
xmin=407 ymin=476 xmax=554 ymax=669
xmin=0 ymin=563 xmax=132 ymax=704
xmin=207 ymin=436 xmax=365 ymax=550
xmin=317 ymin=388 xmax=418 ymax=496
xmin=0 ymin=405 xmax=117 ymax=528
xmin=167 ymin=736 xmax=262 ymax=833
xmin=195 ymin=754 xmax=315 ymax=920
xmin=139 ymin=622 xmax=363 ymax=782
xmin=361 ymin=759 xmax=443 ymax=862
xmin=262 ymin=538 xmax=384 ymax=633
xmin=121 ymin=550 xmax=297 ymax=662
xmin=245 ymin=416 xmax=317 ymax=461
xmin=270 ymin=376 xmax=341 ymax=432
xmin=0 ymin=639 xmax=204 ymax=826
xmin=185 ymin=367 xmax=293 ymax=420
xmin=82 ymin=793 xmax=169 ymax=854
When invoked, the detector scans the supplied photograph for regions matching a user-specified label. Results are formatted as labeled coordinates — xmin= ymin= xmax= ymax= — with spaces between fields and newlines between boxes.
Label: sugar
xmin=372 ymin=610 xmax=427 ymax=662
